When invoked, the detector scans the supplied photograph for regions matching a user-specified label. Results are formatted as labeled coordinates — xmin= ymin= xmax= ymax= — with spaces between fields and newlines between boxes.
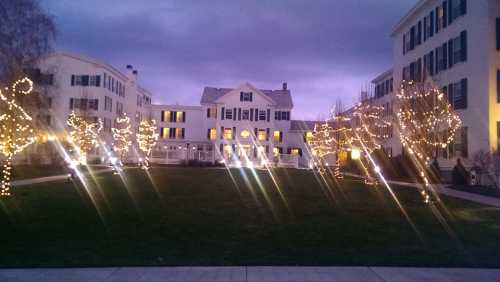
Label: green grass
xmin=1 ymin=167 xmax=500 ymax=268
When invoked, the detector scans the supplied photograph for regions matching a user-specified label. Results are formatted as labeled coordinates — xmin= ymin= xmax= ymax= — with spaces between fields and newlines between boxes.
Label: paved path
xmin=11 ymin=167 xmax=114 ymax=187
xmin=346 ymin=173 xmax=500 ymax=208
xmin=1 ymin=267 xmax=499 ymax=282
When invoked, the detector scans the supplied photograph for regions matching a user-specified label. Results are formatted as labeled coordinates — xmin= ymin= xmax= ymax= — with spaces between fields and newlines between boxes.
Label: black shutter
xmin=161 ymin=111 xmax=164 ymax=122
xmin=497 ymin=70 xmax=500 ymax=103
xmin=497 ymin=18 xmax=500 ymax=51
xmin=266 ymin=128 xmax=270 ymax=141
xmin=71 ymin=75 xmax=75 ymax=86
xmin=220 ymin=144 xmax=223 ymax=153
xmin=266 ymin=146 xmax=269 ymax=154
xmin=423 ymin=55 xmax=427 ymax=81
xmin=430 ymin=51 xmax=434 ymax=76
xmin=410 ymin=26 xmax=415 ymax=50
xmin=403 ymin=34 xmax=406 ymax=55
xmin=231 ymin=144 xmax=235 ymax=152
xmin=181 ymin=128 xmax=185 ymax=139
xmin=442 ymin=43 xmax=448 ymax=70
xmin=448 ymin=39 xmax=454 ymax=68
xmin=460 ymin=0 xmax=466 ymax=16
xmin=232 ymin=127 xmax=236 ymax=140
xmin=250 ymin=93 xmax=253 ymax=101
xmin=69 ymin=98 xmax=74 ymax=109
xmin=279 ymin=132 xmax=283 ymax=142
xmin=287 ymin=148 xmax=292 ymax=154
xmin=207 ymin=128 xmax=210 ymax=139
xmin=442 ymin=86 xmax=448 ymax=103
xmin=417 ymin=21 xmax=422 ymax=45
xmin=461 ymin=127 xmax=468 ymax=158
xmin=424 ymin=17 xmax=427 ymax=41
xmin=266 ymin=109 xmax=270 ymax=122
xmin=460 ymin=30 xmax=467 ymax=62
xmin=255 ymin=109 xmax=258 ymax=122
xmin=96 ymin=75 xmax=100 ymax=87
xmin=160 ymin=127 xmax=164 ymax=138
xmin=250 ymin=108 xmax=254 ymax=121
xmin=460 ymin=78 xmax=468 ymax=109
xmin=172 ymin=111 xmax=177 ymax=122
xmin=207 ymin=108 xmax=210 ymax=118
xmin=82 ymin=75 xmax=89 ymax=86
xmin=240 ymin=92 xmax=243 ymax=101
xmin=238 ymin=108 xmax=241 ymax=120
xmin=221 ymin=107 xmax=225 ymax=120
xmin=298 ymin=149 xmax=303 ymax=157
xmin=182 ymin=112 xmax=186 ymax=122
xmin=233 ymin=108 xmax=236 ymax=120
xmin=430 ymin=11 xmax=434 ymax=37
xmin=220 ymin=127 xmax=224 ymax=139
xmin=435 ymin=48 xmax=439 ymax=74
xmin=448 ymin=0 xmax=453 ymax=25
xmin=443 ymin=1 xmax=448 ymax=28
xmin=254 ymin=128 xmax=258 ymax=138
xmin=448 ymin=83 xmax=454 ymax=107
xmin=435 ymin=7 xmax=439 ymax=33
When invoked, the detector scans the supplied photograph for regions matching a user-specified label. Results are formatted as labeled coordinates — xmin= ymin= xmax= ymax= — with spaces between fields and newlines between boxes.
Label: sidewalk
xmin=346 ymin=173 xmax=500 ymax=208
xmin=11 ymin=167 xmax=113 ymax=187
xmin=0 ymin=266 xmax=499 ymax=282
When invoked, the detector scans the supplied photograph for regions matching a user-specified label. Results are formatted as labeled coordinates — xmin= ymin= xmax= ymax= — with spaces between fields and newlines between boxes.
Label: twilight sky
xmin=41 ymin=0 xmax=416 ymax=120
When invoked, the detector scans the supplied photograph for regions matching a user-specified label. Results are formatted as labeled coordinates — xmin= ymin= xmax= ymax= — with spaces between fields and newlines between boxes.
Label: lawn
xmin=1 ymin=167 xmax=499 ymax=268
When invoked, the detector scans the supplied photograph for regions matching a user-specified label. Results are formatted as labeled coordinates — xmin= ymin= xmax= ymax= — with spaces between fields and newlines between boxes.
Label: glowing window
xmin=176 ymin=111 xmax=184 ymax=122
xmin=273 ymin=131 xmax=281 ymax=142
xmin=209 ymin=128 xmax=217 ymax=140
xmin=273 ymin=147 xmax=280 ymax=157
xmin=290 ymin=148 xmax=300 ymax=156
xmin=257 ymin=129 xmax=267 ymax=141
xmin=305 ymin=131 xmax=313 ymax=142
xmin=162 ymin=111 xmax=171 ymax=122
xmin=223 ymin=128 xmax=233 ymax=140
xmin=175 ymin=128 xmax=184 ymax=139
xmin=162 ymin=128 xmax=170 ymax=138
xmin=240 ymin=129 xmax=250 ymax=138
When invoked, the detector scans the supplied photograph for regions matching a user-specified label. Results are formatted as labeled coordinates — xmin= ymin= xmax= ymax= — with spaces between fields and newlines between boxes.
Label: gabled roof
xmin=200 ymin=82 xmax=293 ymax=108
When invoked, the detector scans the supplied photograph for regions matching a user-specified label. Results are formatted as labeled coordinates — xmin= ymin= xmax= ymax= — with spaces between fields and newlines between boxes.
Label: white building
xmin=28 ymin=52 xmax=317 ymax=168
xmin=369 ymin=0 xmax=500 ymax=168
xmin=29 ymin=51 xmax=153 ymax=163
xmin=151 ymin=82 xmax=316 ymax=168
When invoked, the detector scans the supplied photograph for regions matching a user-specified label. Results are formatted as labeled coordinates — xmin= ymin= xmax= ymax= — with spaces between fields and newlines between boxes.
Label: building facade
xmin=369 ymin=0 xmax=500 ymax=168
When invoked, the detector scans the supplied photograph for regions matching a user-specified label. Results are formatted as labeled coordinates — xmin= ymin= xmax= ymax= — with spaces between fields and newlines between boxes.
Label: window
xmin=162 ymin=128 xmax=170 ymax=138
xmin=404 ymin=30 xmax=411 ymax=53
xmin=240 ymin=129 xmax=250 ymax=138
xmin=273 ymin=147 xmax=282 ymax=157
xmin=116 ymin=102 xmax=123 ymax=115
xmin=209 ymin=128 xmax=217 ymax=140
xmin=240 ymin=92 xmax=253 ymax=102
xmin=137 ymin=95 xmax=142 ymax=107
xmin=176 ymin=111 xmax=185 ymax=123
xmin=436 ymin=6 xmax=444 ymax=33
xmin=175 ymin=128 xmax=184 ymax=139
xmin=223 ymin=128 xmax=233 ymax=140
xmin=290 ymin=148 xmax=300 ymax=156
xmin=257 ymin=129 xmax=267 ymax=141
xmin=449 ymin=78 xmax=467 ymax=110
xmin=225 ymin=108 xmax=233 ymax=120
xmin=304 ymin=131 xmax=313 ymax=143
xmin=207 ymin=107 xmax=217 ymax=118
xmin=135 ymin=111 xmax=142 ymax=123
xmin=450 ymin=0 xmax=466 ymax=22
xmin=104 ymin=96 xmax=112 ymax=112
xmin=103 ymin=118 xmax=112 ymax=132
xmin=259 ymin=110 xmax=266 ymax=121
xmin=162 ymin=111 xmax=171 ymax=122
xmin=242 ymin=109 xmax=249 ymax=120
xmin=273 ymin=131 xmax=282 ymax=142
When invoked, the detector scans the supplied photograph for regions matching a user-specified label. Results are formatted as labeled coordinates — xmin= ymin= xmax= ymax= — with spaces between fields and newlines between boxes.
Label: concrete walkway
xmin=11 ymin=167 xmax=113 ymax=187
xmin=346 ymin=173 xmax=500 ymax=208
xmin=1 ymin=267 xmax=499 ymax=282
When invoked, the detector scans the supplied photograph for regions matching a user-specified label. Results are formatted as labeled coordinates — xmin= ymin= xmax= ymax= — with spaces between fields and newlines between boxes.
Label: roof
xmin=290 ymin=120 xmax=320 ymax=131
xmin=391 ymin=0 xmax=429 ymax=36
xmin=152 ymin=104 xmax=202 ymax=111
xmin=201 ymin=83 xmax=293 ymax=108
xmin=371 ymin=68 xmax=393 ymax=84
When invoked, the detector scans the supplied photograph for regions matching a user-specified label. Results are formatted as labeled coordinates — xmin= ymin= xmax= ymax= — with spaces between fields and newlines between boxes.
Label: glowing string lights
xmin=67 ymin=111 xmax=103 ymax=164
xmin=0 ymin=77 xmax=36 ymax=197
xmin=136 ymin=119 xmax=158 ymax=168
xmin=112 ymin=113 xmax=132 ymax=163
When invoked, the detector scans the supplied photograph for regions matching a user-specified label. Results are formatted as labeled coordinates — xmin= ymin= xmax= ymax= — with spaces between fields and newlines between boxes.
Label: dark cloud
xmin=42 ymin=0 xmax=416 ymax=119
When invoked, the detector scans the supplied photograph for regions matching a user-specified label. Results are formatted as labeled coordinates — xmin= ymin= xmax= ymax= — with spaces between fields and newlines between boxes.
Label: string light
xmin=111 ymin=113 xmax=132 ymax=164
xmin=0 ymin=77 xmax=36 ymax=197
xmin=67 ymin=111 xmax=103 ymax=164
xmin=136 ymin=119 xmax=158 ymax=169
xmin=396 ymin=81 xmax=462 ymax=204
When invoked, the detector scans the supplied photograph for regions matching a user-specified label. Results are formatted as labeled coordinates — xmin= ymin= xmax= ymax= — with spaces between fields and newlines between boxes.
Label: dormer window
xmin=240 ymin=92 xmax=253 ymax=102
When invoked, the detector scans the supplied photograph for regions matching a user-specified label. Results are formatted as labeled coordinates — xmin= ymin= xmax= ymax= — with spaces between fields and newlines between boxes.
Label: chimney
xmin=132 ymin=70 xmax=138 ymax=75
xmin=125 ymin=65 xmax=137 ymax=84
xmin=282 ymin=82 xmax=287 ymax=91
xmin=126 ymin=65 xmax=133 ymax=70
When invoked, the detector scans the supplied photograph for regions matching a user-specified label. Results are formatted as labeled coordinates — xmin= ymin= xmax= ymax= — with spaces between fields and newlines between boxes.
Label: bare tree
xmin=0 ymin=0 xmax=56 ymax=86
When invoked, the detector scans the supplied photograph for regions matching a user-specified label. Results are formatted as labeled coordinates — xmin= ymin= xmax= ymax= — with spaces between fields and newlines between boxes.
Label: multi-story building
xmin=28 ymin=51 xmax=153 ymax=163
xmin=151 ymin=82 xmax=316 ymax=168
xmin=369 ymin=0 xmax=500 ymax=169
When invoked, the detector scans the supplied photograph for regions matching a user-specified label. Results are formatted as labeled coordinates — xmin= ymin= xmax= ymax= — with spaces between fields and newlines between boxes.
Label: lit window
xmin=290 ymin=148 xmax=300 ymax=156
xmin=257 ymin=129 xmax=267 ymax=141
xmin=273 ymin=147 xmax=280 ymax=157
xmin=209 ymin=128 xmax=217 ymax=140
xmin=240 ymin=129 xmax=250 ymax=138
xmin=223 ymin=128 xmax=233 ymax=140
xmin=273 ymin=131 xmax=281 ymax=142
xmin=176 ymin=111 xmax=184 ymax=122
xmin=175 ymin=128 xmax=184 ymax=139
xmin=163 ymin=111 xmax=171 ymax=122
xmin=305 ymin=131 xmax=313 ymax=142
xmin=162 ymin=128 xmax=170 ymax=138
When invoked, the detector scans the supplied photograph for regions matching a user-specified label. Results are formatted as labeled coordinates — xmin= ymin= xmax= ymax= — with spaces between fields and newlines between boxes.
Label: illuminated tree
xmin=112 ymin=113 xmax=132 ymax=163
xmin=137 ymin=119 xmax=158 ymax=168
xmin=0 ymin=78 xmax=36 ymax=196
xmin=347 ymin=101 xmax=392 ymax=184
xmin=396 ymin=81 xmax=462 ymax=203
xmin=67 ymin=111 xmax=102 ymax=164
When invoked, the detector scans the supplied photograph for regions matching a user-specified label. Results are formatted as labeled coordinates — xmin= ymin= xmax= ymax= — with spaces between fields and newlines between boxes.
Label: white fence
xmin=277 ymin=154 xmax=299 ymax=168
